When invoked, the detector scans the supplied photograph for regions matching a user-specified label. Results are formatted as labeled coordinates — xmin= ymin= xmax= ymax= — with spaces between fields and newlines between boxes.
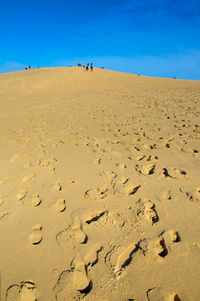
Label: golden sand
xmin=0 ymin=67 xmax=200 ymax=300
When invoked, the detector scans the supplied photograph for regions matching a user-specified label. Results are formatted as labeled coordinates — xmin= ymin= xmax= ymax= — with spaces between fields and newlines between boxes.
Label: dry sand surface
xmin=0 ymin=67 xmax=200 ymax=301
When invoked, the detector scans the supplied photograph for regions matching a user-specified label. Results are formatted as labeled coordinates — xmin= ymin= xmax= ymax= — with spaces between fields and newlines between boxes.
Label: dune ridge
xmin=0 ymin=67 xmax=200 ymax=300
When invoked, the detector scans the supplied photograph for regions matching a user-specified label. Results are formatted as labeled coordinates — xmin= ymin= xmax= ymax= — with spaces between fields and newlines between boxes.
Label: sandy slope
xmin=0 ymin=67 xmax=200 ymax=301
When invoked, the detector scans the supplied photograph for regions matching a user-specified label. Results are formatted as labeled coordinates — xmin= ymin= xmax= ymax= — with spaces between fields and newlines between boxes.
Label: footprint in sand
xmin=54 ymin=270 xmax=77 ymax=300
xmin=144 ymin=201 xmax=159 ymax=224
xmin=38 ymin=159 xmax=50 ymax=167
xmin=78 ymin=208 xmax=107 ymax=227
xmin=134 ymin=154 xmax=146 ymax=162
xmin=180 ymin=186 xmax=200 ymax=203
xmin=170 ymin=230 xmax=180 ymax=243
xmin=85 ymin=187 xmax=108 ymax=200
xmin=32 ymin=194 xmax=42 ymax=207
xmin=116 ymin=162 xmax=127 ymax=168
xmin=38 ymin=157 xmax=58 ymax=168
xmin=93 ymin=158 xmax=102 ymax=165
xmin=159 ymin=190 xmax=172 ymax=201
xmin=146 ymin=287 xmax=181 ymax=301
xmin=57 ymin=208 xmax=109 ymax=248
xmin=179 ymin=186 xmax=193 ymax=201
xmin=29 ymin=224 xmax=43 ymax=245
xmin=72 ymin=215 xmax=88 ymax=244
xmin=100 ymin=170 xmax=117 ymax=184
xmin=155 ymin=237 xmax=168 ymax=257
xmin=144 ymin=143 xmax=157 ymax=150
xmin=22 ymin=162 xmax=32 ymax=169
xmin=181 ymin=146 xmax=198 ymax=154
xmin=147 ymin=288 xmax=181 ymax=301
xmin=20 ymin=281 xmax=37 ymax=301
xmin=114 ymin=178 xmax=141 ymax=196
xmin=136 ymin=163 xmax=156 ymax=175
xmin=22 ymin=174 xmax=36 ymax=184
xmin=84 ymin=244 xmax=102 ymax=271
xmin=52 ymin=182 xmax=62 ymax=191
xmin=193 ymin=187 xmax=200 ymax=202
xmin=73 ymin=258 xmax=91 ymax=293
xmin=114 ymin=242 xmax=138 ymax=277
xmin=55 ymin=198 xmax=66 ymax=212
xmin=107 ymin=211 xmax=125 ymax=228
xmin=17 ymin=190 xmax=27 ymax=201
xmin=169 ymin=293 xmax=181 ymax=301
xmin=6 ymin=281 xmax=37 ymax=301
xmin=163 ymin=168 xmax=186 ymax=179
xmin=74 ymin=228 xmax=87 ymax=244
xmin=0 ymin=211 xmax=8 ymax=219
xmin=57 ymin=216 xmax=87 ymax=247
xmin=146 ymin=287 xmax=165 ymax=301
xmin=54 ymin=259 xmax=91 ymax=300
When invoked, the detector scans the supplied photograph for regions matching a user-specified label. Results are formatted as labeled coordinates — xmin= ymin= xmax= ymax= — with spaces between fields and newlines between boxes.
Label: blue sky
xmin=0 ymin=0 xmax=200 ymax=79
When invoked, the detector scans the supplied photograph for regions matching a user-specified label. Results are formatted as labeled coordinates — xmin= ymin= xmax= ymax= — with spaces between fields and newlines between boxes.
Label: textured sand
xmin=0 ymin=67 xmax=200 ymax=301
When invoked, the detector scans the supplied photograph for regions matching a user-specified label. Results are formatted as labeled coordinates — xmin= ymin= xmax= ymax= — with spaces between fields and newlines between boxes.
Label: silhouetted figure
xmin=86 ymin=64 xmax=89 ymax=71
xmin=90 ymin=63 xmax=93 ymax=71
xmin=25 ymin=66 xmax=28 ymax=70
xmin=29 ymin=65 xmax=31 ymax=69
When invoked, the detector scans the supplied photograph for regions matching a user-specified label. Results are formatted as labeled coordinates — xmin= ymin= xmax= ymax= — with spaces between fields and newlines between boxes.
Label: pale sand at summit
xmin=0 ymin=67 xmax=200 ymax=301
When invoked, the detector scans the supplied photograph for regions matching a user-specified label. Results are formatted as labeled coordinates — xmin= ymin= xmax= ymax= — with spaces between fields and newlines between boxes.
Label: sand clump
xmin=0 ymin=67 xmax=200 ymax=300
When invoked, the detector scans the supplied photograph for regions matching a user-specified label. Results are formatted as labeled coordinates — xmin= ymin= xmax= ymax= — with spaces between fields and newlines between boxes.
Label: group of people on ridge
xmin=25 ymin=65 xmax=40 ymax=70
xmin=25 ymin=63 xmax=94 ymax=71
xmin=78 ymin=62 xmax=93 ymax=71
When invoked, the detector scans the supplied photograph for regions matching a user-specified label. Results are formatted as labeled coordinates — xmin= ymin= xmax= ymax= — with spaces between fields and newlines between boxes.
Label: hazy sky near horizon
xmin=0 ymin=0 xmax=200 ymax=79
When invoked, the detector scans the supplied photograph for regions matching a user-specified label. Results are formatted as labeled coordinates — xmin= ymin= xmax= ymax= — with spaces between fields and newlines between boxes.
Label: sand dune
xmin=0 ymin=67 xmax=200 ymax=301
